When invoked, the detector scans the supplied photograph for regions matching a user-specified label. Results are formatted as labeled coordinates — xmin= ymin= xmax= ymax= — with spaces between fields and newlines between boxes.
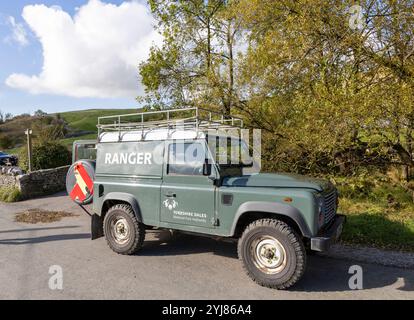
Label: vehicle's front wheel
xmin=103 ymin=204 xmax=145 ymax=255
xmin=238 ymin=219 xmax=306 ymax=289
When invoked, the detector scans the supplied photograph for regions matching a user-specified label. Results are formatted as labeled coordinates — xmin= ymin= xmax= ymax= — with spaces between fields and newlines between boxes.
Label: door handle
xmin=165 ymin=192 xmax=176 ymax=198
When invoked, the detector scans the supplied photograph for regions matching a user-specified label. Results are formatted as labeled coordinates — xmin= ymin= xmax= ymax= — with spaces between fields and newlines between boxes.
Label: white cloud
xmin=5 ymin=16 xmax=29 ymax=46
xmin=6 ymin=0 xmax=162 ymax=99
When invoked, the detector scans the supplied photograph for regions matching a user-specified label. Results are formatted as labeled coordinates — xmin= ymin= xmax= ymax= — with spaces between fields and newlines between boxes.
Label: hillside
xmin=59 ymin=108 xmax=138 ymax=133
xmin=0 ymin=115 xmax=37 ymax=148
xmin=0 ymin=108 xmax=138 ymax=153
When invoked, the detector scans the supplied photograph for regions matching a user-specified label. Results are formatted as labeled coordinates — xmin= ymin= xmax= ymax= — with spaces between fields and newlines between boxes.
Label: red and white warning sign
xmin=66 ymin=160 xmax=95 ymax=205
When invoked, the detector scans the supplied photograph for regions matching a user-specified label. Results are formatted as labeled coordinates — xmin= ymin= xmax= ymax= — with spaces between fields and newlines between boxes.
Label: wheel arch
xmin=100 ymin=192 xmax=143 ymax=222
xmin=231 ymin=202 xmax=312 ymax=238
xmin=92 ymin=192 xmax=143 ymax=240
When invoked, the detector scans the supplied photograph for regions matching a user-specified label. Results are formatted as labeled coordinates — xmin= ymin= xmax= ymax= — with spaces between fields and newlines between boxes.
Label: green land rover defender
xmin=67 ymin=107 xmax=345 ymax=289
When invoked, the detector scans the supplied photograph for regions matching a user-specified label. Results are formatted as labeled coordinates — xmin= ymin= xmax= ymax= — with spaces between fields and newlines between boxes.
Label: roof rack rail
xmin=97 ymin=107 xmax=244 ymax=139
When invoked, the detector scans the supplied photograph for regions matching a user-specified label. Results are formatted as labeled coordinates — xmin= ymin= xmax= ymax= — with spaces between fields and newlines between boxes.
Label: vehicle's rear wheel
xmin=103 ymin=204 xmax=145 ymax=255
xmin=238 ymin=219 xmax=306 ymax=289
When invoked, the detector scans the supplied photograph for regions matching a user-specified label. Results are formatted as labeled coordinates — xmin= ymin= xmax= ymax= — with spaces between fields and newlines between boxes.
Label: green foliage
xmin=234 ymin=0 xmax=414 ymax=176
xmin=32 ymin=115 xmax=67 ymax=144
xmin=0 ymin=113 xmax=63 ymax=151
xmin=332 ymin=173 xmax=414 ymax=204
xmin=34 ymin=109 xmax=47 ymax=117
xmin=0 ymin=134 xmax=13 ymax=149
xmin=0 ymin=186 xmax=22 ymax=203
xmin=19 ymin=142 xmax=71 ymax=171
xmin=332 ymin=174 xmax=380 ymax=199
xmin=140 ymin=0 xmax=414 ymax=179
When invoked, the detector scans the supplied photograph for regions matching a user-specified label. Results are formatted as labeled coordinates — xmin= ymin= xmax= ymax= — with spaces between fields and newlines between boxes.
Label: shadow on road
xmin=143 ymin=230 xmax=237 ymax=259
xmin=294 ymin=254 xmax=414 ymax=293
xmin=0 ymin=233 xmax=90 ymax=245
xmin=0 ymin=226 xmax=81 ymax=234
xmin=28 ymin=191 xmax=68 ymax=200
xmin=142 ymin=230 xmax=414 ymax=293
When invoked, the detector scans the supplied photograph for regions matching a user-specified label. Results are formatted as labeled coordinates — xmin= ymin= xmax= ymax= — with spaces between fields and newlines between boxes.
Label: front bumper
xmin=310 ymin=215 xmax=346 ymax=252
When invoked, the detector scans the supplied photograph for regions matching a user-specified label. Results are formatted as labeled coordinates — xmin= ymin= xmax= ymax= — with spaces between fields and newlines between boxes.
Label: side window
xmin=168 ymin=142 xmax=205 ymax=176
xmin=74 ymin=143 xmax=97 ymax=163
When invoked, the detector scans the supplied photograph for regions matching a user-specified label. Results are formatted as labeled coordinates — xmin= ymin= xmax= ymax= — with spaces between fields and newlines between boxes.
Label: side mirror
xmin=203 ymin=162 xmax=212 ymax=176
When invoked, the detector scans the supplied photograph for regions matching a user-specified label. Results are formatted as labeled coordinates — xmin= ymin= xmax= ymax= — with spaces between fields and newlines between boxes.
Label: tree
xmin=231 ymin=0 xmax=414 ymax=176
xmin=34 ymin=109 xmax=47 ymax=117
xmin=18 ymin=141 xmax=71 ymax=171
xmin=32 ymin=115 xmax=67 ymax=144
xmin=140 ymin=0 xmax=414 ymax=178
xmin=0 ymin=134 xmax=13 ymax=149
xmin=139 ymin=0 xmax=243 ymax=116
xmin=4 ymin=113 xmax=13 ymax=122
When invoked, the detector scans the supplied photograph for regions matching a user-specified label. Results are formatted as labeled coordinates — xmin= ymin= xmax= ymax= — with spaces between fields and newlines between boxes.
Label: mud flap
xmin=91 ymin=214 xmax=104 ymax=240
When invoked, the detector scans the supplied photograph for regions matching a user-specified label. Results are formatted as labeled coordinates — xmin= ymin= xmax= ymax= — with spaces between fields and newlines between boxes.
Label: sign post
xmin=25 ymin=129 xmax=33 ymax=172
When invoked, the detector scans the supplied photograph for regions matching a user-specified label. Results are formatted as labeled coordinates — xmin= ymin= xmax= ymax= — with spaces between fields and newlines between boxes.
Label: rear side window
xmin=168 ymin=143 xmax=205 ymax=176
xmin=73 ymin=143 xmax=97 ymax=163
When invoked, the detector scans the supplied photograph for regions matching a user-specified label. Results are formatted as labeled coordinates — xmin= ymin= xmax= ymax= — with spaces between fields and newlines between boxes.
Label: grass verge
xmin=0 ymin=186 xmax=22 ymax=203
xmin=339 ymin=197 xmax=414 ymax=252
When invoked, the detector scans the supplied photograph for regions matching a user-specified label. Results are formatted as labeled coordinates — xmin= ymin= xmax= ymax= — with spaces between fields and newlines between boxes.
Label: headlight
xmin=317 ymin=197 xmax=325 ymax=214
xmin=317 ymin=196 xmax=325 ymax=226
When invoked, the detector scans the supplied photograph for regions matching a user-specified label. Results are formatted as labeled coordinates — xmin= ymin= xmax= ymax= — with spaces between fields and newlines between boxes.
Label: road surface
xmin=0 ymin=193 xmax=413 ymax=299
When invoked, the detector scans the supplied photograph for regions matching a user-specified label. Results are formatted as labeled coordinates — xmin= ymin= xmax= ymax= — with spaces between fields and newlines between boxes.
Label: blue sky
xmin=0 ymin=0 xmax=157 ymax=115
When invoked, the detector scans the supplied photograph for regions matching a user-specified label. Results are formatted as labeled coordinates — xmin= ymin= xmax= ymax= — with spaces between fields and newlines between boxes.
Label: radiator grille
xmin=324 ymin=190 xmax=337 ymax=224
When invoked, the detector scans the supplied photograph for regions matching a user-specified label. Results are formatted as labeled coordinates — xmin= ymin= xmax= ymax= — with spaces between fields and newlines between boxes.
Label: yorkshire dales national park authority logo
xmin=163 ymin=198 xmax=178 ymax=211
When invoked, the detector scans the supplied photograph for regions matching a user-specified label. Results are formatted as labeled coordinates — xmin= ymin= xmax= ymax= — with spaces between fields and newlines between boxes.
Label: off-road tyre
xmin=103 ymin=204 xmax=145 ymax=255
xmin=238 ymin=219 xmax=306 ymax=289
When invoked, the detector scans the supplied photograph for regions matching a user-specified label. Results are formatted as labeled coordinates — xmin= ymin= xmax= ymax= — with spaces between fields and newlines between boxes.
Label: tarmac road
xmin=0 ymin=193 xmax=413 ymax=300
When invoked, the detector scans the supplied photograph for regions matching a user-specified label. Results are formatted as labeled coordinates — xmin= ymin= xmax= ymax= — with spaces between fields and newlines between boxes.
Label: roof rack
xmin=97 ymin=107 xmax=244 ymax=140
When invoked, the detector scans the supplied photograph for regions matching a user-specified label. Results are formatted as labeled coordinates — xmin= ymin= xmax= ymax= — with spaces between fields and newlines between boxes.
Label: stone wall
xmin=0 ymin=166 xmax=21 ymax=189
xmin=0 ymin=174 xmax=19 ymax=188
xmin=0 ymin=165 xmax=70 ymax=200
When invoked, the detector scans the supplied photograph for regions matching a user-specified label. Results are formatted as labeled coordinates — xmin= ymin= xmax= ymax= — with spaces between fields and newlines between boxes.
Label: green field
xmin=60 ymin=133 xmax=98 ymax=148
xmin=58 ymin=108 xmax=139 ymax=149
xmin=59 ymin=108 xmax=138 ymax=132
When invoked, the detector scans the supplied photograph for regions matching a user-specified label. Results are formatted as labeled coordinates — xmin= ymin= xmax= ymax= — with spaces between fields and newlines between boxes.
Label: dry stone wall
xmin=0 ymin=165 xmax=70 ymax=200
